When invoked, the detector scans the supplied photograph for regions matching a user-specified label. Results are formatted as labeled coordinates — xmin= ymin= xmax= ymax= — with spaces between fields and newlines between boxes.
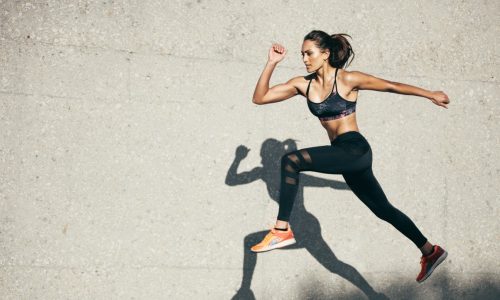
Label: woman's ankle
xmin=275 ymin=220 xmax=289 ymax=230
xmin=420 ymin=241 xmax=434 ymax=256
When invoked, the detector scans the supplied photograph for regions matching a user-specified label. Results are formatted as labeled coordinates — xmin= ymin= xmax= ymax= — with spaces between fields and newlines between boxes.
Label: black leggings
xmin=278 ymin=131 xmax=428 ymax=248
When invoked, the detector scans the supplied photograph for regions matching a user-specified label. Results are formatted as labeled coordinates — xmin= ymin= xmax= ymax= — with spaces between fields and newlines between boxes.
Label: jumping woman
xmin=250 ymin=30 xmax=450 ymax=283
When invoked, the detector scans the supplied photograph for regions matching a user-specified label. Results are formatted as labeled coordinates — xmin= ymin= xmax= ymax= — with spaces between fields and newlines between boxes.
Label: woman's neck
xmin=315 ymin=65 xmax=337 ymax=87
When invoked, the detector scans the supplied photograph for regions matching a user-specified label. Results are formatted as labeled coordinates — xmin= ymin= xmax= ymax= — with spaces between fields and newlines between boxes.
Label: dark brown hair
xmin=304 ymin=30 xmax=355 ymax=69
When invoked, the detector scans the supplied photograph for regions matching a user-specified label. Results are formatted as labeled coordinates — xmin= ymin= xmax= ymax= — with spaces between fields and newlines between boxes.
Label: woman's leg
xmin=277 ymin=134 xmax=371 ymax=224
xmin=341 ymin=166 xmax=449 ymax=282
xmin=251 ymin=132 xmax=372 ymax=253
xmin=342 ymin=168 xmax=428 ymax=248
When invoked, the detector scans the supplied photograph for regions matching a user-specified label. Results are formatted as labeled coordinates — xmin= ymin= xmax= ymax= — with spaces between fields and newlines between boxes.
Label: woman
xmin=250 ymin=30 xmax=450 ymax=283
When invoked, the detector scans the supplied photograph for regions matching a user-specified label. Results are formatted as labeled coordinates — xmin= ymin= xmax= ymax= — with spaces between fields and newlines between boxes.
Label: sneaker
xmin=416 ymin=245 xmax=448 ymax=283
xmin=250 ymin=225 xmax=296 ymax=253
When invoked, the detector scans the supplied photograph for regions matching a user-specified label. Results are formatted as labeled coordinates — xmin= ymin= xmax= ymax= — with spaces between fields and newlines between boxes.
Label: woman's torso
xmin=299 ymin=68 xmax=359 ymax=141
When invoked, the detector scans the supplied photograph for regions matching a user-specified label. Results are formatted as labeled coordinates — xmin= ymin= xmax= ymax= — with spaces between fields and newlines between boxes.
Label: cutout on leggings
xmin=300 ymin=150 xmax=312 ymax=163
xmin=288 ymin=154 xmax=300 ymax=166
xmin=285 ymin=164 xmax=296 ymax=173
xmin=284 ymin=153 xmax=301 ymax=185
xmin=285 ymin=177 xmax=297 ymax=185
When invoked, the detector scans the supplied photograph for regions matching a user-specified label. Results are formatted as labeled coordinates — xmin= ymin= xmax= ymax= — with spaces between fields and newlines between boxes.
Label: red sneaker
xmin=416 ymin=245 xmax=448 ymax=283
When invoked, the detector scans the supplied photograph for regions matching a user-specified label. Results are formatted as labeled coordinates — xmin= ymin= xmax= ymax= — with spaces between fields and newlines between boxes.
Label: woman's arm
xmin=252 ymin=43 xmax=301 ymax=105
xmin=345 ymin=71 xmax=450 ymax=108
xmin=253 ymin=72 xmax=301 ymax=105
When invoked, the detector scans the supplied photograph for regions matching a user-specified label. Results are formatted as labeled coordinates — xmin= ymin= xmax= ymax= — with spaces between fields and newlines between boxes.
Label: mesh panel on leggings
xmin=300 ymin=149 xmax=312 ymax=163
xmin=284 ymin=153 xmax=302 ymax=185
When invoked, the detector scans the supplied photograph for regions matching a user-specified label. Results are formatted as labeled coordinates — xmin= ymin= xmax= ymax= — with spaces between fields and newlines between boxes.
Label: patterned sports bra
xmin=306 ymin=68 xmax=357 ymax=121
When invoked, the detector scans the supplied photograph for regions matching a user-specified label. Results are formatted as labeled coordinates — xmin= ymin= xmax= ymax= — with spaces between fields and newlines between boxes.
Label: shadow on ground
xmin=297 ymin=272 xmax=500 ymax=299
xmin=227 ymin=138 xmax=387 ymax=300
xmin=226 ymin=138 xmax=499 ymax=300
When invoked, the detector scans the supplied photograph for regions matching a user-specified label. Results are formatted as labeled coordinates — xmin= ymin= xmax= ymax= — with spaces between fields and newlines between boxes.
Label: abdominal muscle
xmin=320 ymin=112 xmax=359 ymax=142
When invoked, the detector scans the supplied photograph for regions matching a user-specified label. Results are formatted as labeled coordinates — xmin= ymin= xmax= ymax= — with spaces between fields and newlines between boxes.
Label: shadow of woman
xmin=225 ymin=138 xmax=388 ymax=300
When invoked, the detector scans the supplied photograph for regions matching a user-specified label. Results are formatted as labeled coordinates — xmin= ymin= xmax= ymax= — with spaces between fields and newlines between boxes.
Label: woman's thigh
xmin=288 ymin=143 xmax=371 ymax=175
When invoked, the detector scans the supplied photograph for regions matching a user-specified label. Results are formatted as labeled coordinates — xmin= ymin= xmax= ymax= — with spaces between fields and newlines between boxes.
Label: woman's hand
xmin=268 ymin=43 xmax=287 ymax=64
xmin=428 ymin=91 xmax=450 ymax=109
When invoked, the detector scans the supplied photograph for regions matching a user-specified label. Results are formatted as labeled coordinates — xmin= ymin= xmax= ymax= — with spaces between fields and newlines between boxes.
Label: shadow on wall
xmin=297 ymin=272 xmax=500 ymax=300
xmin=226 ymin=138 xmax=388 ymax=300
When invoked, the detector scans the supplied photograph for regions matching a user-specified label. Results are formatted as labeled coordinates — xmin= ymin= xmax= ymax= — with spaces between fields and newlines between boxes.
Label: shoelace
xmin=420 ymin=254 xmax=432 ymax=265
xmin=260 ymin=229 xmax=279 ymax=244
xmin=420 ymin=248 xmax=436 ymax=264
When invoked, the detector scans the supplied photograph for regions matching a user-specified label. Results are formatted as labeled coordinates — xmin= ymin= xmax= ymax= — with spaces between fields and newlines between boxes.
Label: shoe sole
xmin=417 ymin=250 xmax=448 ymax=283
xmin=251 ymin=238 xmax=296 ymax=253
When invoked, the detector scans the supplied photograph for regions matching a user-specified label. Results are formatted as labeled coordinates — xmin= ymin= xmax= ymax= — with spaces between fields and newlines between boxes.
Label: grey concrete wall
xmin=1 ymin=0 xmax=499 ymax=299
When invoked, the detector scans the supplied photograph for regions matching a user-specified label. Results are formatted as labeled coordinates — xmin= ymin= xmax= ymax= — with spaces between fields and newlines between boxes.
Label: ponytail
xmin=329 ymin=33 xmax=355 ymax=68
xmin=303 ymin=30 xmax=355 ymax=69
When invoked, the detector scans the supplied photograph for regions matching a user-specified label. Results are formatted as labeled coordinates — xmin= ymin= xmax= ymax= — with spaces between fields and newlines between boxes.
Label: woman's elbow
xmin=252 ymin=98 xmax=263 ymax=105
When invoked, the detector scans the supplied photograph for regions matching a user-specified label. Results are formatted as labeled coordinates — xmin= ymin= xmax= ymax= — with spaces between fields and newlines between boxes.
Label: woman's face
xmin=301 ymin=40 xmax=329 ymax=72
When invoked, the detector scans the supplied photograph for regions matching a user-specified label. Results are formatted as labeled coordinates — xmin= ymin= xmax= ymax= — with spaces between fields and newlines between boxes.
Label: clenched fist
xmin=268 ymin=43 xmax=287 ymax=64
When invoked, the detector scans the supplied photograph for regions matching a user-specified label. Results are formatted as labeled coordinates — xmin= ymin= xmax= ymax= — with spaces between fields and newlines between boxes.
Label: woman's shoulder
xmin=338 ymin=69 xmax=359 ymax=79
xmin=287 ymin=74 xmax=313 ymax=82
xmin=338 ymin=69 xmax=368 ymax=87
xmin=286 ymin=75 xmax=312 ymax=89
xmin=339 ymin=69 xmax=371 ymax=81
xmin=289 ymin=75 xmax=314 ymax=97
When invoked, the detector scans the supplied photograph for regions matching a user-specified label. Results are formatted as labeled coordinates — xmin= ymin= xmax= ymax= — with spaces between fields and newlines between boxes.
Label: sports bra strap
xmin=333 ymin=68 xmax=339 ymax=93
xmin=306 ymin=68 xmax=340 ymax=99
xmin=306 ymin=78 xmax=312 ymax=98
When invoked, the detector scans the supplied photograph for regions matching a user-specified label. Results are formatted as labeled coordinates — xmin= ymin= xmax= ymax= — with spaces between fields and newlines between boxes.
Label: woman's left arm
xmin=345 ymin=71 xmax=450 ymax=109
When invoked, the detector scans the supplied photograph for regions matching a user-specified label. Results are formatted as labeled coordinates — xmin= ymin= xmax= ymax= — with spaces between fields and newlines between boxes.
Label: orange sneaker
xmin=250 ymin=225 xmax=296 ymax=253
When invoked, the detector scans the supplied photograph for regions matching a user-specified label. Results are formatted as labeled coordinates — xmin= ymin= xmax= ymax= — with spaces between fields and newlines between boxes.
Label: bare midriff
xmin=320 ymin=112 xmax=359 ymax=142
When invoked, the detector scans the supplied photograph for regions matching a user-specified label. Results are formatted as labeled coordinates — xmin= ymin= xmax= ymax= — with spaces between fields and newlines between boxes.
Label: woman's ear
xmin=323 ymin=49 xmax=330 ymax=61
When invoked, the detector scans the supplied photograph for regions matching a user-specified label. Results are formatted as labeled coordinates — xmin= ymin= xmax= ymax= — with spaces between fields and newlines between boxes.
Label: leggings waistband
xmin=330 ymin=131 xmax=366 ymax=145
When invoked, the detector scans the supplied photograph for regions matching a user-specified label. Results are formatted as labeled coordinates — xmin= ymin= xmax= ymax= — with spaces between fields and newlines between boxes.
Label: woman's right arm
xmin=252 ymin=43 xmax=300 ymax=105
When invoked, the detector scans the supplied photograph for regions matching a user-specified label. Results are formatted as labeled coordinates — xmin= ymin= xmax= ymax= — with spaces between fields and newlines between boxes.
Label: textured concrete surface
xmin=1 ymin=0 xmax=499 ymax=299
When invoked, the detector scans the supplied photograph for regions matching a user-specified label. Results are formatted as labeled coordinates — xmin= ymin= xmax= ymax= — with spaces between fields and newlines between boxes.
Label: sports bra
xmin=306 ymin=68 xmax=357 ymax=121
